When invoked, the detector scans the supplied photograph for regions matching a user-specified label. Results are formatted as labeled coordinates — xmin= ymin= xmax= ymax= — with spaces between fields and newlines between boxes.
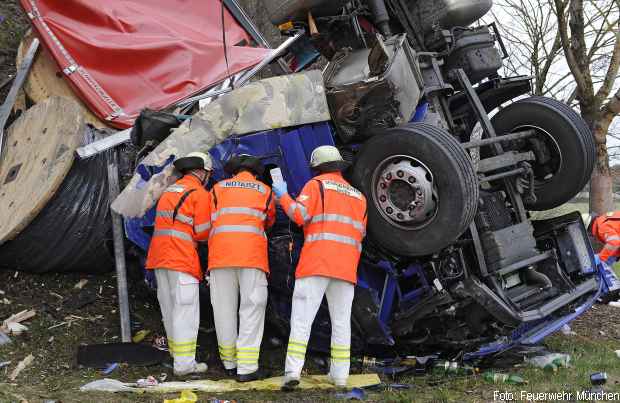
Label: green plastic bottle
xmin=482 ymin=371 xmax=525 ymax=385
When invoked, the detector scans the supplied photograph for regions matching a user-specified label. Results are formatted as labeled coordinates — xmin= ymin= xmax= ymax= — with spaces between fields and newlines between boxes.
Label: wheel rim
xmin=371 ymin=154 xmax=438 ymax=230
xmin=509 ymin=124 xmax=563 ymax=182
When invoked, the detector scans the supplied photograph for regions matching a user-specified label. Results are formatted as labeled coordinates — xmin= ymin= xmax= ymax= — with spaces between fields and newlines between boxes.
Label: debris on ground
xmin=73 ymin=279 xmax=89 ymax=289
xmin=0 ymin=330 xmax=11 ymax=345
xmin=481 ymin=371 xmax=526 ymax=385
xmin=1 ymin=309 xmax=36 ymax=334
xmin=335 ymin=387 xmax=366 ymax=400
xmin=0 ymin=360 xmax=11 ymax=369
xmin=163 ymin=390 xmax=198 ymax=403
xmin=560 ymin=324 xmax=576 ymax=336
xmin=79 ymin=374 xmax=381 ymax=393
xmin=101 ymin=362 xmax=119 ymax=375
xmin=9 ymin=353 xmax=34 ymax=381
xmin=526 ymin=353 xmax=571 ymax=371
xmin=77 ymin=342 xmax=168 ymax=368
xmin=432 ymin=360 xmax=476 ymax=376
xmin=5 ymin=321 xmax=28 ymax=335
xmin=590 ymin=372 xmax=608 ymax=385
xmin=136 ymin=375 xmax=159 ymax=388
xmin=608 ymin=300 xmax=620 ymax=308
xmin=132 ymin=329 xmax=151 ymax=343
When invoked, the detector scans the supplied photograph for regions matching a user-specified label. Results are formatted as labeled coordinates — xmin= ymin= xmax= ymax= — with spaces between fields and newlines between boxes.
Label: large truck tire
xmin=351 ymin=123 xmax=479 ymax=256
xmin=490 ymin=96 xmax=596 ymax=211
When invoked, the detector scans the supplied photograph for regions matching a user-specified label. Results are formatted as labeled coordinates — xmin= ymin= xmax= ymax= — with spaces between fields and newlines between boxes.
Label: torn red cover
xmin=20 ymin=0 xmax=270 ymax=128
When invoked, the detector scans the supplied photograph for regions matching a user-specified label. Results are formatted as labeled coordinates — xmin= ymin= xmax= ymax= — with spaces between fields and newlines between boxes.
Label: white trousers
xmin=284 ymin=276 xmax=355 ymax=383
xmin=209 ymin=268 xmax=268 ymax=375
xmin=154 ymin=269 xmax=200 ymax=372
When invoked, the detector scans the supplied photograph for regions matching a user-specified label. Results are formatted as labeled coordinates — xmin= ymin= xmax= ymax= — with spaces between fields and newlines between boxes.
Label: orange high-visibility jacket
xmin=208 ymin=171 xmax=276 ymax=272
xmin=592 ymin=211 xmax=620 ymax=262
xmin=279 ymin=172 xmax=367 ymax=284
xmin=145 ymin=174 xmax=212 ymax=280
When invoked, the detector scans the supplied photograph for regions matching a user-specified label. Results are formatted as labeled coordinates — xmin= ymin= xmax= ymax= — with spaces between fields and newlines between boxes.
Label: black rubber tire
xmin=351 ymin=123 xmax=479 ymax=256
xmin=491 ymin=96 xmax=596 ymax=211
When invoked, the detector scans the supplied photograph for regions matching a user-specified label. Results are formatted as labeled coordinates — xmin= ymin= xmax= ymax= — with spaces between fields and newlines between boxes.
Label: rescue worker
xmin=587 ymin=212 xmax=620 ymax=264
xmin=272 ymin=145 xmax=367 ymax=390
xmin=145 ymin=152 xmax=213 ymax=376
xmin=208 ymin=154 xmax=276 ymax=382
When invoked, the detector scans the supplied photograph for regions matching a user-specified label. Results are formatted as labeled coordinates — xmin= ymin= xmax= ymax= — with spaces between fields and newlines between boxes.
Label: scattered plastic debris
xmin=80 ymin=378 xmax=135 ymax=392
xmin=79 ymin=374 xmax=381 ymax=393
xmin=482 ymin=371 xmax=525 ymax=385
xmin=132 ymin=329 xmax=151 ymax=343
xmin=0 ymin=331 xmax=10 ymax=345
xmin=560 ymin=324 xmax=576 ymax=336
xmin=159 ymin=373 xmax=168 ymax=382
xmin=1 ymin=309 xmax=36 ymax=333
xmin=432 ymin=360 xmax=476 ymax=375
xmin=137 ymin=375 xmax=159 ymax=387
xmin=153 ymin=335 xmax=168 ymax=351
xmin=1 ymin=298 xmax=10 ymax=305
xmin=0 ymin=361 xmax=11 ymax=369
xmin=526 ymin=353 xmax=570 ymax=372
xmin=6 ymin=322 xmax=28 ymax=335
xmin=102 ymin=363 xmax=119 ymax=375
xmin=164 ymin=390 xmax=198 ymax=403
xmin=335 ymin=387 xmax=366 ymax=400
xmin=591 ymin=372 xmax=608 ymax=385
xmin=74 ymin=279 xmax=89 ymax=289
xmin=9 ymin=354 xmax=34 ymax=381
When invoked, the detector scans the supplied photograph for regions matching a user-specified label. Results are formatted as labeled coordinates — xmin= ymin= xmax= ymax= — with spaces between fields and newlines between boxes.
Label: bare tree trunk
xmin=588 ymin=111 xmax=614 ymax=213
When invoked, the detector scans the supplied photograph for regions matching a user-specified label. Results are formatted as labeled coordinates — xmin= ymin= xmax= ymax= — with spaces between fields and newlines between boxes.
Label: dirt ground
xmin=1 ymin=267 xmax=620 ymax=403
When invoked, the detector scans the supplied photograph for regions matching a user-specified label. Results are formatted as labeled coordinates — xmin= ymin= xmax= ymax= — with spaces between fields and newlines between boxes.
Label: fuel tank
xmin=409 ymin=0 xmax=493 ymax=32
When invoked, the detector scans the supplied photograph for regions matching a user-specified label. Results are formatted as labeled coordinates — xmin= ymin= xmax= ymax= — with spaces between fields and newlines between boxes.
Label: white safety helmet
xmin=309 ymin=145 xmax=350 ymax=171
xmin=173 ymin=151 xmax=213 ymax=173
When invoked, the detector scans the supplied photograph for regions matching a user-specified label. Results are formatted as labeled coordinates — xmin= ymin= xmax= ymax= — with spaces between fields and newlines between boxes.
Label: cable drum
xmin=0 ymin=124 xmax=114 ymax=274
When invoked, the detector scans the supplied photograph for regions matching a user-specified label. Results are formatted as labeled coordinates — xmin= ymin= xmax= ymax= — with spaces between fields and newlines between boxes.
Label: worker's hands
xmin=273 ymin=181 xmax=288 ymax=198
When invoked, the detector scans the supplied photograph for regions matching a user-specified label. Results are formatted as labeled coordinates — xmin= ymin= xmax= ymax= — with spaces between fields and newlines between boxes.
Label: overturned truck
xmin=1 ymin=0 xmax=619 ymax=359
xmin=118 ymin=0 xmax=618 ymax=358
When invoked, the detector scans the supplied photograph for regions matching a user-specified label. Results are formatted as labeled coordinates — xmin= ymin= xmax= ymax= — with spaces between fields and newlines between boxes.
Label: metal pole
xmin=107 ymin=148 xmax=131 ymax=342
xmin=175 ymin=32 xmax=303 ymax=108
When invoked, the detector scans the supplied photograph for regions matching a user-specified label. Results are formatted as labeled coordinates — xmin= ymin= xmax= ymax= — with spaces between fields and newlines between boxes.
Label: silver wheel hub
xmin=373 ymin=157 xmax=437 ymax=229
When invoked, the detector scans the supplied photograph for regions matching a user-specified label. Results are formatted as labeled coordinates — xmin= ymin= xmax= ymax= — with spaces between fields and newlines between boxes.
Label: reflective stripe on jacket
xmin=145 ymin=175 xmax=211 ymax=280
xmin=592 ymin=212 xmax=620 ymax=263
xmin=208 ymin=171 xmax=276 ymax=272
xmin=279 ymin=172 xmax=367 ymax=284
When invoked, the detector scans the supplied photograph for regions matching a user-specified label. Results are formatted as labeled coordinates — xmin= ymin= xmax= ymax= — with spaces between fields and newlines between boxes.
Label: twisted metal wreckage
xmin=1 ymin=0 xmax=619 ymax=361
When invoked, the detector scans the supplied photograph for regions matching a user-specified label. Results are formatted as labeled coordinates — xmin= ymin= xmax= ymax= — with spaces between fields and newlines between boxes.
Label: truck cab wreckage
xmin=1 ymin=0 xmax=619 ymax=360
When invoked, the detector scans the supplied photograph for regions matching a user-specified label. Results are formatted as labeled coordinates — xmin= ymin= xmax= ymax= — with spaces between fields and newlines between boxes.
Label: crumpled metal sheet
xmin=111 ymin=70 xmax=330 ymax=217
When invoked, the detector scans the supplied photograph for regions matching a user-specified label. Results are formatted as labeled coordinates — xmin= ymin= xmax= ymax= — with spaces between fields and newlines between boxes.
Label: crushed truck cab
xmin=125 ymin=118 xmax=618 ymax=357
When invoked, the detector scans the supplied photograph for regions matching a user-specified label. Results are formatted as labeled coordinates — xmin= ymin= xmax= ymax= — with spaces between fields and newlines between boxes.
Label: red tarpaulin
xmin=20 ymin=0 xmax=271 ymax=128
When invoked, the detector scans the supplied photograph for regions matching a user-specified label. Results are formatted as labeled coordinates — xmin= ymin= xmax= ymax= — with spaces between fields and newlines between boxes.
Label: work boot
xmin=225 ymin=368 xmax=237 ymax=378
xmin=173 ymin=361 xmax=208 ymax=377
xmin=281 ymin=375 xmax=300 ymax=391
xmin=237 ymin=369 xmax=265 ymax=382
xmin=327 ymin=374 xmax=347 ymax=388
